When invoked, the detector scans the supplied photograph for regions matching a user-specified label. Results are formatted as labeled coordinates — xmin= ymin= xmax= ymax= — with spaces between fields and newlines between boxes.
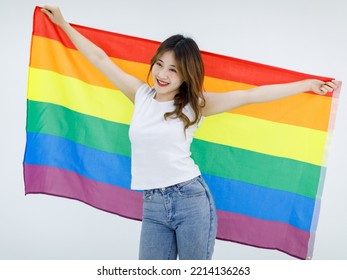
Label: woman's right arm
xmin=41 ymin=6 xmax=143 ymax=102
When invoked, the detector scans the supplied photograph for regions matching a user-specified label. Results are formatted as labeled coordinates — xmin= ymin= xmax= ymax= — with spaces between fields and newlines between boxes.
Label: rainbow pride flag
xmin=24 ymin=7 xmax=341 ymax=259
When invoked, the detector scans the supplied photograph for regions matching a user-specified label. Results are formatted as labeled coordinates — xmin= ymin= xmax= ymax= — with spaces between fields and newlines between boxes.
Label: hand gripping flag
xmin=24 ymin=7 xmax=341 ymax=259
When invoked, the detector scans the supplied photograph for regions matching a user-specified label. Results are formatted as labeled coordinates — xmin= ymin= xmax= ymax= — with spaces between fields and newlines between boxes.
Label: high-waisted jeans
xmin=139 ymin=175 xmax=217 ymax=260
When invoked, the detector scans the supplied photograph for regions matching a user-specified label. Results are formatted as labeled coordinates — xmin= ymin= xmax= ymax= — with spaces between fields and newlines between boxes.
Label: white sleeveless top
xmin=128 ymin=84 xmax=202 ymax=190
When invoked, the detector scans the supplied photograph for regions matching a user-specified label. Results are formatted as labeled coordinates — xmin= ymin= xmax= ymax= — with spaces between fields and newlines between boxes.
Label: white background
xmin=1 ymin=0 xmax=346 ymax=260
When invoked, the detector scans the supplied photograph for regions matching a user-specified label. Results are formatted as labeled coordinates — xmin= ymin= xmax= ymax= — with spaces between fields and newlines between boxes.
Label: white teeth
xmin=157 ymin=79 xmax=169 ymax=86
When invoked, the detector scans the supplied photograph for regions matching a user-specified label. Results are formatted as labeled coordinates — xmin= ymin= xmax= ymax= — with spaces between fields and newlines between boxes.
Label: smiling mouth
xmin=157 ymin=79 xmax=169 ymax=87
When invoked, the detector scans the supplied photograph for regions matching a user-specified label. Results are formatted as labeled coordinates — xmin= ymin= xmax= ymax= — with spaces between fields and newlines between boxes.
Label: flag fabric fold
xmin=24 ymin=6 xmax=341 ymax=259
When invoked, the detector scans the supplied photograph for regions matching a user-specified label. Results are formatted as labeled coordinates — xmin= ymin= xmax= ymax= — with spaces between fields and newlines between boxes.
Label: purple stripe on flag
xmin=24 ymin=163 xmax=310 ymax=259
xmin=24 ymin=164 xmax=143 ymax=220
xmin=217 ymin=210 xmax=310 ymax=259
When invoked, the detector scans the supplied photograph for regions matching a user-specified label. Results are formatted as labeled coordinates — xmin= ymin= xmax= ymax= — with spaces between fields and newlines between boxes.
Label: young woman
xmin=41 ymin=6 xmax=340 ymax=260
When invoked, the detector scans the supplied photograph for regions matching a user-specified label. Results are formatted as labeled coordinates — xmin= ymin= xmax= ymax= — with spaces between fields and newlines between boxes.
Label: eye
xmin=155 ymin=61 xmax=163 ymax=67
xmin=169 ymin=68 xmax=177 ymax=73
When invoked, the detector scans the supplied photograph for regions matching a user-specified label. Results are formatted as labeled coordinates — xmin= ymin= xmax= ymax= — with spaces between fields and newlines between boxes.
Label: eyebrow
xmin=158 ymin=58 xmax=177 ymax=68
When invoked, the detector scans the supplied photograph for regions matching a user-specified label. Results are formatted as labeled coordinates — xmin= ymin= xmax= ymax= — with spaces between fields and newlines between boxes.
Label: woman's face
xmin=152 ymin=51 xmax=184 ymax=102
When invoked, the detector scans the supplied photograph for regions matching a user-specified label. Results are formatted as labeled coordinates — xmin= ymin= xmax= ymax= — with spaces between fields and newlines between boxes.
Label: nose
xmin=157 ymin=68 xmax=169 ymax=79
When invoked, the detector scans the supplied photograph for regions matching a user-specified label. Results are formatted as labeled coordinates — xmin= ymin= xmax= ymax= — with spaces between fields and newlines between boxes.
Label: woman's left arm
xmin=202 ymin=79 xmax=340 ymax=117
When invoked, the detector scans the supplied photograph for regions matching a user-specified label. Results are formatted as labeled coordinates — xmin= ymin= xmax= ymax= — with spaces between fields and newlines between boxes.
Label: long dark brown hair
xmin=148 ymin=34 xmax=205 ymax=130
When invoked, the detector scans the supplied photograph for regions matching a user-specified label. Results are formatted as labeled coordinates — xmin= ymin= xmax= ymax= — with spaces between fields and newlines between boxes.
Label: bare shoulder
xmin=202 ymin=91 xmax=248 ymax=116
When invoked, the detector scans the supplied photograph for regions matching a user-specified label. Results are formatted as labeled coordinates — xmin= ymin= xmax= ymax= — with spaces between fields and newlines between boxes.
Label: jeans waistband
xmin=154 ymin=175 xmax=201 ymax=192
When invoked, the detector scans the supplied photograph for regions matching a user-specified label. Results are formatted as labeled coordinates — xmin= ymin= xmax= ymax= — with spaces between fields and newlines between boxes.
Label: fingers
xmin=40 ymin=8 xmax=52 ymax=18
xmin=308 ymin=79 xmax=340 ymax=96
xmin=41 ymin=5 xmax=55 ymax=14
xmin=42 ymin=5 xmax=57 ymax=12
xmin=319 ymin=80 xmax=341 ymax=95
xmin=40 ymin=6 xmax=66 ymax=26
xmin=328 ymin=80 xmax=341 ymax=89
xmin=41 ymin=6 xmax=55 ymax=19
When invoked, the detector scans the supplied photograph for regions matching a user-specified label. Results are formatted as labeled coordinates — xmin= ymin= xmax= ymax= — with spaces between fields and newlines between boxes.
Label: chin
xmin=154 ymin=86 xmax=170 ymax=95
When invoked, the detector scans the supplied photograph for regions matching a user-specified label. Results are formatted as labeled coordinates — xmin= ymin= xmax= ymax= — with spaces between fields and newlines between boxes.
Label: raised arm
xmin=202 ymin=79 xmax=341 ymax=116
xmin=41 ymin=6 xmax=143 ymax=102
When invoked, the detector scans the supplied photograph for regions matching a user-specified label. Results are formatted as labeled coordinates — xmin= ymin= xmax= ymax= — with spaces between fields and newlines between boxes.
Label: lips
xmin=156 ymin=79 xmax=169 ymax=87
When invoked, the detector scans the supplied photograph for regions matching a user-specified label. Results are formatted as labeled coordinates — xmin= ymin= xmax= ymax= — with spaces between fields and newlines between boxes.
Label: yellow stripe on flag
xmin=31 ymin=35 xmax=332 ymax=131
xmin=196 ymin=113 xmax=327 ymax=166
xmin=28 ymin=67 xmax=327 ymax=165
xmin=28 ymin=67 xmax=134 ymax=124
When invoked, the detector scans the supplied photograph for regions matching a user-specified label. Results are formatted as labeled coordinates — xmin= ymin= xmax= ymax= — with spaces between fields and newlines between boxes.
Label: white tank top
xmin=129 ymin=84 xmax=202 ymax=190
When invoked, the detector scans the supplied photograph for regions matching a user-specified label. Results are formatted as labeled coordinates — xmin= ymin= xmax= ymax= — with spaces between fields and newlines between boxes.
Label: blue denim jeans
xmin=139 ymin=175 xmax=217 ymax=260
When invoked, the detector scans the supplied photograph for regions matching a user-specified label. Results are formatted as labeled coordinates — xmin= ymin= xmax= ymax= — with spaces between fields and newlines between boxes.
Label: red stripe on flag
xmin=33 ymin=7 xmax=334 ymax=94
